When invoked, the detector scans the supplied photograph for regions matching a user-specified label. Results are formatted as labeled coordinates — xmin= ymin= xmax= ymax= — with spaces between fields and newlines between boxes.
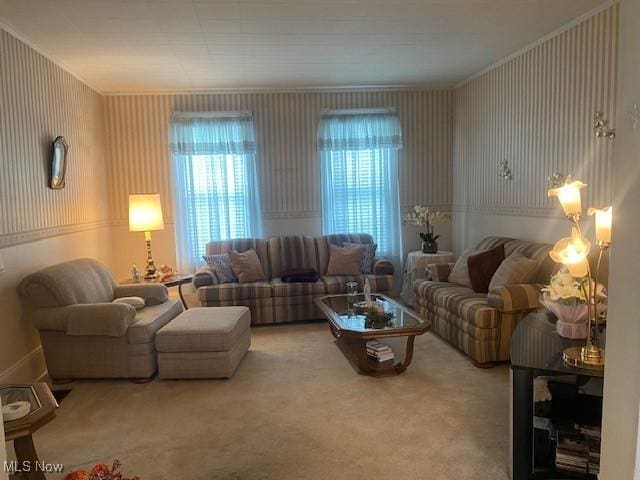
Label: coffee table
xmin=315 ymin=293 xmax=431 ymax=376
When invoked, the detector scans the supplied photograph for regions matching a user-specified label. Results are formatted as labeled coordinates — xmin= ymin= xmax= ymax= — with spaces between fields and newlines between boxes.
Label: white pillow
xmin=448 ymin=248 xmax=481 ymax=288
xmin=488 ymin=253 xmax=538 ymax=291
xmin=113 ymin=296 xmax=146 ymax=310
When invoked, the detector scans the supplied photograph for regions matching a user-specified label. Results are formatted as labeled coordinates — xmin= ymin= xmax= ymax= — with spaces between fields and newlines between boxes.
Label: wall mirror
xmin=50 ymin=136 xmax=68 ymax=189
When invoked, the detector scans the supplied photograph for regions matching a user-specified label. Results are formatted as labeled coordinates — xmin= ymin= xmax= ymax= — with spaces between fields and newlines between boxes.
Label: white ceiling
xmin=0 ymin=0 xmax=608 ymax=93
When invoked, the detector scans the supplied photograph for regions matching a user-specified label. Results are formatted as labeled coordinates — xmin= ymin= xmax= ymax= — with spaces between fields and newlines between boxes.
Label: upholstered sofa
xmin=193 ymin=234 xmax=394 ymax=324
xmin=414 ymin=237 xmax=554 ymax=367
xmin=18 ymin=258 xmax=183 ymax=380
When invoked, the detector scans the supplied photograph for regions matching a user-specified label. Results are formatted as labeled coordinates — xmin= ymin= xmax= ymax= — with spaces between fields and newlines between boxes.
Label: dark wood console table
xmin=510 ymin=310 xmax=605 ymax=480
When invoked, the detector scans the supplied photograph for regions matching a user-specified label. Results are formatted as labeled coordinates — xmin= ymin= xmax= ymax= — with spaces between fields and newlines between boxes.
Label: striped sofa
xmin=414 ymin=237 xmax=554 ymax=367
xmin=193 ymin=234 xmax=394 ymax=325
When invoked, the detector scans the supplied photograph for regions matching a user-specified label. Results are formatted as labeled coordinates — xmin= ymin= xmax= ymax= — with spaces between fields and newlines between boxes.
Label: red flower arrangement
xmin=63 ymin=460 xmax=140 ymax=480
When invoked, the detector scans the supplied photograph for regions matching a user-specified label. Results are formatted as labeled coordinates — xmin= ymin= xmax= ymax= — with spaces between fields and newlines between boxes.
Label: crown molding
xmin=455 ymin=0 xmax=619 ymax=89
xmin=103 ymin=83 xmax=455 ymax=97
xmin=0 ymin=21 xmax=104 ymax=95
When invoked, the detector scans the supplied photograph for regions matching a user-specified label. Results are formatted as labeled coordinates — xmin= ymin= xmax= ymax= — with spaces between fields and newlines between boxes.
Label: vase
xmin=541 ymin=294 xmax=589 ymax=339
xmin=422 ymin=241 xmax=438 ymax=254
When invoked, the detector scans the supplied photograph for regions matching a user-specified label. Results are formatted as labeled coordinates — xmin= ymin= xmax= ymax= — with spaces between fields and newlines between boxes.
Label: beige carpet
xmin=12 ymin=322 xmax=510 ymax=480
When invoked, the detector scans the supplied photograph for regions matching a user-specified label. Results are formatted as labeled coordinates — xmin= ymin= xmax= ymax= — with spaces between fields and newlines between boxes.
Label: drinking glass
xmin=346 ymin=281 xmax=358 ymax=312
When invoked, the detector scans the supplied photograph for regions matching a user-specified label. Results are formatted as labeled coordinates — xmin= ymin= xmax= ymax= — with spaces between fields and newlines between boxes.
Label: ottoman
xmin=155 ymin=307 xmax=251 ymax=379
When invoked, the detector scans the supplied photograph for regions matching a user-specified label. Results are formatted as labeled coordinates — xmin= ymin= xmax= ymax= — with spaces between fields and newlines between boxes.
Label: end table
xmin=120 ymin=274 xmax=194 ymax=309
xmin=400 ymin=250 xmax=453 ymax=306
xmin=2 ymin=383 xmax=58 ymax=480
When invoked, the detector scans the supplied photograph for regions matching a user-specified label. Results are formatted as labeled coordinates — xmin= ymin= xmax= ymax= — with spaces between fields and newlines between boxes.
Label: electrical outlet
xmin=0 ymin=252 xmax=5 ymax=272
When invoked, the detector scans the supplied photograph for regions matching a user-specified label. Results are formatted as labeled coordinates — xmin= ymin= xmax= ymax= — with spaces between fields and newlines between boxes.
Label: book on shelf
xmin=366 ymin=340 xmax=394 ymax=362
xmin=555 ymin=424 xmax=601 ymax=475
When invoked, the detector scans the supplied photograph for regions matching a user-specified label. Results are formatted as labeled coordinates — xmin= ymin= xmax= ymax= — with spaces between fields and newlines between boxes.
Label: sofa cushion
xmin=468 ymin=244 xmax=505 ymax=293
xmin=229 ymin=249 xmax=266 ymax=283
xmin=321 ymin=275 xmax=362 ymax=294
xmin=417 ymin=281 xmax=498 ymax=329
xmin=127 ymin=300 xmax=183 ymax=345
xmin=326 ymin=244 xmax=364 ymax=276
xmin=343 ymin=242 xmax=377 ymax=273
xmin=203 ymin=253 xmax=238 ymax=284
xmin=156 ymin=307 xmax=250 ymax=353
xmin=317 ymin=234 xmax=375 ymax=275
xmin=198 ymin=282 xmax=273 ymax=303
xmin=270 ymin=278 xmax=326 ymax=297
xmin=205 ymin=238 xmax=270 ymax=279
xmin=448 ymin=249 xmax=480 ymax=288
xmin=19 ymin=258 xmax=116 ymax=307
xmin=488 ymin=253 xmax=538 ymax=291
xmin=268 ymin=236 xmax=319 ymax=278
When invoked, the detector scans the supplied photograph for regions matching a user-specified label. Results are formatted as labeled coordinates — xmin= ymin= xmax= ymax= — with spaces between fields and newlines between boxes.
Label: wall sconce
xmin=547 ymin=172 xmax=569 ymax=189
xmin=594 ymin=111 xmax=615 ymax=139
xmin=630 ymin=103 xmax=639 ymax=130
xmin=499 ymin=159 xmax=513 ymax=180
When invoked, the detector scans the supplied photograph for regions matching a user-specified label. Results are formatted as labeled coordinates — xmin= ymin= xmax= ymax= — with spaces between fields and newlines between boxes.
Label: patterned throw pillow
xmin=343 ymin=242 xmax=377 ymax=274
xmin=203 ymin=253 xmax=238 ymax=284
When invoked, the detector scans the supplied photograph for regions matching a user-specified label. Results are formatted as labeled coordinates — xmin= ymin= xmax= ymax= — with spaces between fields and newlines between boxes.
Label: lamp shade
xmin=548 ymin=180 xmax=587 ymax=217
xmin=588 ymin=206 xmax=612 ymax=244
xmin=129 ymin=194 xmax=165 ymax=232
xmin=549 ymin=227 xmax=591 ymax=277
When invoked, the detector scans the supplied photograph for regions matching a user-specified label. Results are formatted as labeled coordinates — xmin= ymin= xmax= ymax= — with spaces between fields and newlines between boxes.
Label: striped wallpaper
xmin=0 ymin=28 xmax=109 ymax=248
xmin=453 ymin=3 xmax=619 ymax=218
xmin=104 ymin=90 xmax=454 ymax=224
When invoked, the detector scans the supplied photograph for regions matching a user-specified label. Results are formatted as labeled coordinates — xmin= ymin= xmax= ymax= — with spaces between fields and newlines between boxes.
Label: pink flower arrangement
xmin=63 ymin=460 xmax=139 ymax=480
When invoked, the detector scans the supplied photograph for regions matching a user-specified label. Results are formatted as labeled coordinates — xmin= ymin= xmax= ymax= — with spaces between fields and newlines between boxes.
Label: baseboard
xmin=0 ymin=346 xmax=48 ymax=384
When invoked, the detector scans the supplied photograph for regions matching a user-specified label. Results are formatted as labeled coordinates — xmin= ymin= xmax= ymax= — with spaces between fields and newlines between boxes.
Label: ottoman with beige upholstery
xmin=155 ymin=307 xmax=251 ymax=379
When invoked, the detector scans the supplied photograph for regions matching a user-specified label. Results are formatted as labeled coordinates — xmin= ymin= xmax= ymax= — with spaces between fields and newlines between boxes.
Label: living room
xmin=1 ymin=0 xmax=638 ymax=479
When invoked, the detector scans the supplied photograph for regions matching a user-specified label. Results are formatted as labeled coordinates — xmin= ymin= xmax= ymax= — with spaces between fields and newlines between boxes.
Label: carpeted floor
xmin=11 ymin=322 xmax=510 ymax=480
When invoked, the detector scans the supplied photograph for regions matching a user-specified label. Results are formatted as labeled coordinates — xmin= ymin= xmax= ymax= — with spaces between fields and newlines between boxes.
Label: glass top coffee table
xmin=315 ymin=293 xmax=431 ymax=376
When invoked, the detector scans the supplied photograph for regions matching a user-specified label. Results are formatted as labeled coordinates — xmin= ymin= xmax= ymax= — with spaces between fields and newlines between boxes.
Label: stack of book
xmin=580 ymin=425 xmax=601 ymax=475
xmin=556 ymin=432 xmax=588 ymax=474
xmin=366 ymin=340 xmax=394 ymax=363
xmin=555 ymin=424 xmax=601 ymax=475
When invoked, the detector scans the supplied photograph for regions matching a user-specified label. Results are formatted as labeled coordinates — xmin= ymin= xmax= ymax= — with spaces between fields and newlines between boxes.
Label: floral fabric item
xmin=343 ymin=241 xmax=377 ymax=274
xmin=203 ymin=253 xmax=238 ymax=284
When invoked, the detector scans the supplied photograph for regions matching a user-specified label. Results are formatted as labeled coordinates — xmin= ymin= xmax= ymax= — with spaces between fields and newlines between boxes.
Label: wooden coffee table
xmin=315 ymin=293 xmax=431 ymax=377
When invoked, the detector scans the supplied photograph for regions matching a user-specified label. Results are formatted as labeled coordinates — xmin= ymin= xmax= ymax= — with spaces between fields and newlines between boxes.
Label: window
xmin=319 ymin=110 xmax=402 ymax=261
xmin=171 ymin=113 xmax=262 ymax=272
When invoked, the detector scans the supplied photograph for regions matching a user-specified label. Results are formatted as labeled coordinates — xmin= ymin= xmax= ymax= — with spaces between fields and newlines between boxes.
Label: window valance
xmin=317 ymin=111 xmax=402 ymax=151
xmin=171 ymin=113 xmax=256 ymax=156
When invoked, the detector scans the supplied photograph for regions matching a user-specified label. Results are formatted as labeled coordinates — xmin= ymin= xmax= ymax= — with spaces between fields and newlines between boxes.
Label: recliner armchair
xmin=18 ymin=258 xmax=183 ymax=380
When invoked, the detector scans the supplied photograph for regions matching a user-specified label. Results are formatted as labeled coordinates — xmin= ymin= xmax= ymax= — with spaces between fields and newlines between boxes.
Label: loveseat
xmin=414 ymin=237 xmax=554 ymax=367
xmin=193 ymin=234 xmax=394 ymax=324
xmin=18 ymin=258 xmax=183 ymax=380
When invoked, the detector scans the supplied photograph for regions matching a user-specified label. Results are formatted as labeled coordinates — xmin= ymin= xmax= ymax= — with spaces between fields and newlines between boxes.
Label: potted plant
xmin=403 ymin=205 xmax=450 ymax=254
xmin=540 ymin=267 xmax=607 ymax=339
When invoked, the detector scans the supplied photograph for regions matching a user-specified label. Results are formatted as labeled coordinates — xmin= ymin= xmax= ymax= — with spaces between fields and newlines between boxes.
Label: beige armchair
xmin=18 ymin=258 xmax=183 ymax=380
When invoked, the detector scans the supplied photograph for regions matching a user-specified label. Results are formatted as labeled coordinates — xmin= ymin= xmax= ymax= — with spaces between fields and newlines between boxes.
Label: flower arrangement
xmin=63 ymin=460 xmax=140 ymax=480
xmin=362 ymin=301 xmax=395 ymax=329
xmin=403 ymin=205 xmax=450 ymax=253
xmin=541 ymin=268 xmax=607 ymax=339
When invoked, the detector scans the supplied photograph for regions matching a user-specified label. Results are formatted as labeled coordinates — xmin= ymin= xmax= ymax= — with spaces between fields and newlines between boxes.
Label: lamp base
xmin=563 ymin=345 xmax=605 ymax=371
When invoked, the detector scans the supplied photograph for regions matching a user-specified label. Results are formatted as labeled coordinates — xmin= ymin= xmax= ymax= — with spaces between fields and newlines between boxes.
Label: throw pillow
xmin=326 ymin=244 xmax=364 ymax=276
xmin=203 ymin=253 xmax=238 ymax=284
xmin=113 ymin=296 xmax=145 ymax=309
xmin=448 ymin=248 xmax=482 ymax=288
xmin=281 ymin=269 xmax=321 ymax=283
xmin=488 ymin=253 xmax=539 ymax=291
xmin=229 ymin=249 xmax=266 ymax=283
xmin=343 ymin=242 xmax=377 ymax=274
xmin=467 ymin=244 xmax=506 ymax=293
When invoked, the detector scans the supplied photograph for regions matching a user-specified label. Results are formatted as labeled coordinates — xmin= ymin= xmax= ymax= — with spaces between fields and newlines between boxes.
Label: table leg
xmin=512 ymin=368 xmax=534 ymax=480
xmin=178 ymin=283 xmax=188 ymax=310
xmin=14 ymin=435 xmax=47 ymax=480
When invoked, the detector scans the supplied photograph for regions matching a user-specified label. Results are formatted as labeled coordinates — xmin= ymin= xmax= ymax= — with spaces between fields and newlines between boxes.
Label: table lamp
xmin=129 ymin=194 xmax=164 ymax=280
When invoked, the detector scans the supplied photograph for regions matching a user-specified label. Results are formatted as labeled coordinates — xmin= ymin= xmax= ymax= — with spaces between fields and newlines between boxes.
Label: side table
xmin=1 ymin=383 xmax=58 ymax=480
xmin=120 ymin=274 xmax=194 ymax=309
xmin=400 ymin=250 xmax=453 ymax=306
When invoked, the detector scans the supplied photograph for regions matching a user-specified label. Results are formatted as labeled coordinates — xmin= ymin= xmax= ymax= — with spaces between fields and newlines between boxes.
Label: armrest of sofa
xmin=426 ymin=262 xmax=456 ymax=282
xmin=31 ymin=303 xmax=136 ymax=337
xmin=193 ymin=265 xmax=219 ymax=288
xmin=373 ymin=257 xmax=394 ymax=275
xmin=113 ymin=283 xmax=168 ymax=305
xmin=488 ymin=283 xmax=543 ymax=313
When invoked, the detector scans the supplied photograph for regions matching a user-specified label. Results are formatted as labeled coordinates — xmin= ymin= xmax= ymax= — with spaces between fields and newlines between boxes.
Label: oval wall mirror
xmin=50 ymin=136 xmax=68 ymax=189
